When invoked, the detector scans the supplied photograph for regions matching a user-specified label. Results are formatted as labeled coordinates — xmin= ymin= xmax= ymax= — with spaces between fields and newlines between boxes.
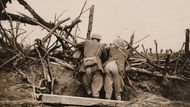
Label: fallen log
xmin=129 ymin=58 xmax=146 ymax=63
xmin=130 ymin=62 xmax=144 ymax=67
xmin=37 ymin=94 xmax=127 ymax=107
xmin=129 ymin=67 xmax=186 ymax=81
xmin=129 ymin=58 xmax=167 ymax=64
xmin=50 ymin=57 xmax=75 ymax=70
xmin=0 ymin=12 xmax=37 ymax=25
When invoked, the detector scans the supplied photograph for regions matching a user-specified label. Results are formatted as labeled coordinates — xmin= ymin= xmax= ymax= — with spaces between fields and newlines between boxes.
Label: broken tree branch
xmin=130 ymin=67 xmax=186 ymax=81
xmin=0 ymin=12 xmax=37 ymax=25
xmin=133 ymin=35 xmax=150 ymax=44
xmin=0 ymin=54 xmax=19 ymax=68
xmin=125 ymin=40 xmax=164 ymax=70
xmin=50 ymin=56 xmax=74 ymax=70
xmin=154 ymin=40 xmax=159 ymax=64
xmin=86 ymin=5 xmax=94 ymax=39
xmin=42 ymin=18 xmax=70 ymax=43
xmin=19 ymin=13 xmax=76 ymax=46
xmin=185 ymin=29 xmax=189 ymax=54
xmin=17 ymin=0 xmax=55 ymax=29
xmin=34 ymin=45 xmax=47 ymax=79
xmin=141 ymin=44 xmax=146 ymax=54
xmin=129 ymin=31 xmax=135 ymax=46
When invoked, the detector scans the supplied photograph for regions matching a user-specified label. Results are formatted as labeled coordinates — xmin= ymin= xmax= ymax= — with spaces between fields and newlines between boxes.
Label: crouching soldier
xmin=77 ymin=33 xmax=107 ymax=98
xmin=103 ymin=37 xmax=129 ymax=100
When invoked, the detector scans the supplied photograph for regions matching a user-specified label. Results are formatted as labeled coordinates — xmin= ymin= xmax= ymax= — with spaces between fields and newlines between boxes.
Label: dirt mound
xmin=124 ymin=90 xmax=190 ymax=107
xmin=0 ymin=63 xmax=190 ymax=107
xmin=0 ymin=63 xmax=86 ymax=101
xmin=0 ymin=71 xmax=31 ymax=101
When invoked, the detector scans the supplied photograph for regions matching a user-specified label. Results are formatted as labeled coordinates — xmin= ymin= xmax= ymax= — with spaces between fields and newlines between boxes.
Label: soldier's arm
xmin=101 ymin=44 xmax=109 ymax=63
xmin=75 ymin=42 xmax=85 ymax=58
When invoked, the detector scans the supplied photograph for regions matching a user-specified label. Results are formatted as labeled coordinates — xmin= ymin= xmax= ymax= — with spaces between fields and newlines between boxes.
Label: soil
xmin=0 ymin=63 xmax=190 ymax=107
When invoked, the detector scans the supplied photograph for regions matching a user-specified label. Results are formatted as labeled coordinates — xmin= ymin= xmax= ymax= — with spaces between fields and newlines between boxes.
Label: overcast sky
xmin=4 ymin=0 xmax=190 ymax=51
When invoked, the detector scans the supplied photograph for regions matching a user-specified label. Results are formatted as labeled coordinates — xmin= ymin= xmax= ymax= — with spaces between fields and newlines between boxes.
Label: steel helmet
xmin=91 ymin=33 xmax=102 ymax=40
xmin=113 ymin=37 xmax=126 ymax=49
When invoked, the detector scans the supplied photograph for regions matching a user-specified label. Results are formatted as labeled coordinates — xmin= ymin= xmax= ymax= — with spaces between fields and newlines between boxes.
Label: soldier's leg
xmin=111 ymin=62 xmax=123 ymax=100
xmin=91 ymin=70 xmax=103 ymax=98
xmin=82 ymin=67 xmax=93 ymax=95
xmin=113 ymin=74 xmax=122 ymax=100
xmin=104 ymin=70 xmax=113 ymax=99
xmin=104 ymin=61 xmax=118 ymax=99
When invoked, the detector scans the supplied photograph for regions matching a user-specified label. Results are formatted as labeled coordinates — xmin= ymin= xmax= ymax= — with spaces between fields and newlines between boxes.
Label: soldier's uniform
xmin=103 ymin=38 xmax=129 ymax=100
xmin=78 ymin=34 xmax=107 ymax=98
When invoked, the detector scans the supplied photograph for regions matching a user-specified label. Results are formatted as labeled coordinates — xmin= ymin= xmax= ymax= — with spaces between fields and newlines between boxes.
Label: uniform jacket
xmin=78 ymin=40 xmax=108 ymax=73
xmin=104 ymin=45 xmax=129 ymax=74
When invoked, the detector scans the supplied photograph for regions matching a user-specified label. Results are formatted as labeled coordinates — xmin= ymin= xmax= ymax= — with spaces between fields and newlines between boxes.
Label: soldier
xmin=103 ymin=37 xmax=129 ymax=100
xmin=77 ymin=33 xmax=107 ymax=98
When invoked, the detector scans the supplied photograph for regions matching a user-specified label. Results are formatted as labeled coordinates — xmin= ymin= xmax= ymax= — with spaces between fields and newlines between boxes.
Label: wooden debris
xmin=1 ymin=12 xmax=37 ymax=25
xmin=154 ymin=40 xmax=159 ymax=64
xmin=125 ymin=40 xmax=164 ymax=70
xmin=42 ymin=18 xmax=70 ymax=43
xmin=0 ymin=1 xmax=190 ymax=105
xmin=38 ymin=94 xmax=127 ymax=106
xmin=86 ymin=5 xmax=94 ymax=39
xmin=17 ymin=0 xmax=56 ymax=29
xmin=185 ymin=29 xmax=190 ymax=54
xmin=129 ymin=67 xmax=186 ymax=81
xmin=142 ymin=44 xmax=147 ymax=54
xmin=129 ymin=31 xmax=135 ymax=46
xmin=133 ymin=34 xmax=150 ymax=44
xmin=0 ymin=54 xmax=19 ymax=68
xmin=50 ymin=57 xmax=75 ymax=70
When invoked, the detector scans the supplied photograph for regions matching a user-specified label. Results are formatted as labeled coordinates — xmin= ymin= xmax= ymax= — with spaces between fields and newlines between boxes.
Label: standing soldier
xmin=77 ymin=33 xmax=107 ymax=98
xmin=103 ymin=37 xmax=129 ymax=100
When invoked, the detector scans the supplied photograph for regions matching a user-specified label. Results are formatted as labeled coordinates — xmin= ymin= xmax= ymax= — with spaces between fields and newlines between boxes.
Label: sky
xmin=3 ymin=0 xmax=190 ymax=51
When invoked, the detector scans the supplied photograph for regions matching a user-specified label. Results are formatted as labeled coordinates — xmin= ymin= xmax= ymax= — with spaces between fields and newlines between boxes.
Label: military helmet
xmin=113 ymin=37 xmax=127 ymax=49
xmin=91 ymin=33 xmax=102 ymax=40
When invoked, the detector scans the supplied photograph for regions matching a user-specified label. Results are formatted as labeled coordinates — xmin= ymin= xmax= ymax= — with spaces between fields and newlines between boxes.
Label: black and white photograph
xmin=0 ymin=0 xmax=190 ymax=106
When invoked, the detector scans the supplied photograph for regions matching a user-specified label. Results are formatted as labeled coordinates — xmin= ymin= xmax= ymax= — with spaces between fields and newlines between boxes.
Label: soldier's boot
xmin=91 ymin=71 xmax=103 ymax=98
xmin=105 ymin=92 xmax=112 ymax=100
xmin=115 ymin=93 xmax=121 ymax=100
xmin=92 ymin=92 xmax=99 ymax=98
xmin=87 ymin=89 xmax=92 ymax=97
